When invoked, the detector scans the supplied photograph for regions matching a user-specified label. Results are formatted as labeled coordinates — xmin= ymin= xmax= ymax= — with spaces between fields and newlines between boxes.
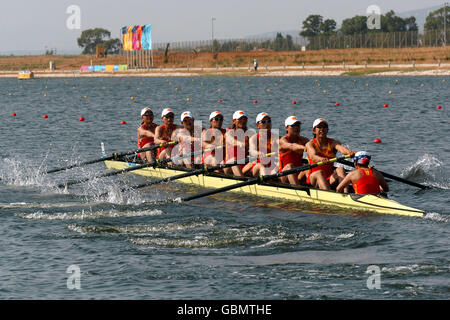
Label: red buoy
xmin=373 ymin=138 xmax=382 ymax=143
xmin=437 ymin=105 xmax=442 ymax=109
xmin=218 ymin=99 xmax=223 ymax=103
xmin=384 ymin=104 xmax=388 ymax=108
xmin=121 ymin=120 xmax=126 ymax=125
xmin=79 ymin=116 xmax=85 ymax=122
xmin=292 ymin=100 xmax=296 ymax=104
xmin=226 ymin=126 xmax=231 ymax=130
xmin=335 ymin=102 xmax=340 ymax=106
xmin=12 ymin=112 xmax=16 ymax=117
xmin=43 ymin=114 xmax=48 ymax=119
xmin=253 ymin=100 xmax=258 ymax=104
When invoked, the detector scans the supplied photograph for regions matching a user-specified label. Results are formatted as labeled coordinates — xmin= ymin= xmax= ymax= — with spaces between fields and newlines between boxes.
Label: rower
xmin=173 ymin=111 xmax=204 ymax=168
xmin=305 ymin=118 xmax=355 ymax=190
xmin=137 ymin=107 xmax=158 ymax=162
xmin=202 ymin=111 xmax=226 ymax=167
xmin=336 ymin=151 xmax=389 ymax=194
xmin=224 ymin=110 xmax=254 ymax=176
xmin=154 ymin=108 xmax=179 ymax=161
xmin=278 ymin=116 xmax=309 ymax=185
xmin=249 ymin=112 xmax=278 ymax=177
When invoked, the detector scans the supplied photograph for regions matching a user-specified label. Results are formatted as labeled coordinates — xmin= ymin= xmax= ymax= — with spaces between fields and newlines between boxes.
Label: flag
xmin=141 ymin=24 xmax=152 ymax=50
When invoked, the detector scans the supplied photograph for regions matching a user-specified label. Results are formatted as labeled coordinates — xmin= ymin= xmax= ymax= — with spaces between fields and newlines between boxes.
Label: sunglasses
xmin=212 ymin=117 xmax=223 ymax=121
xmin=316 ymin=124 xmax=328 ymax=129
xmin=258 ymin=119 xmax=271 ymax=124
xmin=164 ymin=114 xmax=174 ymax=119
xmin=143 ymin=113 xmax=153 ymax=117
xmin=289 ymin=123 xmax=301 ymax=128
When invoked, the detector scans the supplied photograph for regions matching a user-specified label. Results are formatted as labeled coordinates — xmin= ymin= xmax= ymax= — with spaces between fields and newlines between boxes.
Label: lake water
xmin=0 ymin=75 xmax=448 ymax=300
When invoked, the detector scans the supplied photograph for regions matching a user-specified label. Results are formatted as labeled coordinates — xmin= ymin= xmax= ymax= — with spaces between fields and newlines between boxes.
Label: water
xmin=0 ymin=76 xmax=449 ymax=299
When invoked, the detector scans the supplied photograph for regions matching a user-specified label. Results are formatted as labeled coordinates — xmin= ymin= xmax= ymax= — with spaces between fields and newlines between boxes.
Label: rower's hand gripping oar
xmin=179 ymin=155 xmax=351 ymax=202
xmin=336 ymin=159 xmax=431 ymax=190
xmin=46 ymin=142 xmax=176 ymax=174
xmin=103 ymin=152 xmax=277 ymax=196
xmin=57 ymin=144 xmax=216 ymax=189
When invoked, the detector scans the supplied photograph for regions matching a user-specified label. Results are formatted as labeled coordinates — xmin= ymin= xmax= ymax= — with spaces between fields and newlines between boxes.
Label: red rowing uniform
xmin=138 ymin=123 xmax=155 ymax=148
xmin=156 ymin=124 xmax=175 ymax=157
xmin=307 ymin=138 xmax=336 ymax=184
xmin=278 ymin=134 xmax=303 ymax=171
xmin=353 ymin=168 xmax=381 ymax=194
xmin=202 ymin=127 xmax=226 ymax=163
xmin=252 ymin=131 xmax=274 ymax=170
xmin=226 ymin=131 xmax=249 ymax=170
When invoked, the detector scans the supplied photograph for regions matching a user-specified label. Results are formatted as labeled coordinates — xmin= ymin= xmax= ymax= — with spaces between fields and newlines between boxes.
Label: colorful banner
xmin=122 ymin=24 xmax=151 ymax=51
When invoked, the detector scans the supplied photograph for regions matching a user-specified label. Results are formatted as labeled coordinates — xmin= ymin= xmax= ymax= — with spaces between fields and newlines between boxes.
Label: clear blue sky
xmin=0 ymin=0 xmax=446 ymax=54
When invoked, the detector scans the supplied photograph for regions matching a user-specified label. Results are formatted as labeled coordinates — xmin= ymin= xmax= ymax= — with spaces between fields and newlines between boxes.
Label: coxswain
xmin=336 ymin=151 xmax=389 ymax=194
xmin=305 ymin=118 xmax=355 ymax=190
xmin=202 ymin=111 xmax=226 ymax=167
xmin=278 ymin=116 xmax=309 ymax=185
xmin=249 ymin=112 xmax=278 ymax=177
xmin=173 ymin=111 xmax=204 ymax=168
xmin=154 ymin=108 xmax=179 ymax=161
xmin=224 ymin=110 xmax=254 ymax=176
xmin=137 ymin=107 xmax=158 ymax=162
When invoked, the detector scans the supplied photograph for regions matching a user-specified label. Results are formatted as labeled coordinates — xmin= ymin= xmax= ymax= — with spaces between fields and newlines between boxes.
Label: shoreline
xmin=1 ymin=64 xmax=450 ymax=78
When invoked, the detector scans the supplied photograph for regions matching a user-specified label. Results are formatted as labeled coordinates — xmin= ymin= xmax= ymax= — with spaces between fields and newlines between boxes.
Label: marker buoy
xmin=373 ymin=138 xmax=382 ymax=143
xmin=79 ymin=116 xmax=85 ymax=122
xmin=384 ymin=104 xmax=388 ymax=108
xmin=43 ymin=114 xmax=48 ymax=119
xmin=121 ymin=120 xmax=126 ymax=124
xmin=226 ymin=126 xmax=231 ymax=130
xmin=186 ymin=98 xmax=190 ymax=102
xmin=43 ymin=93 xmax=47 ymax=97
xmin=218 ymin=99 xmax=223 ymax=103
xmin=292 ymin=100 xmax=296 ymax=104
xmin=130 ymin=96 xmax=135 ymax=100
xmin=12 ymin=112 xmax=16 ymax=116
xmin=388 ymin=90 xmax=392 ymax=94
xmin=323 ymin=90 xmax=327 ymax=94
xmin=335 ymin=102 xmax=340 ymax=106
xmin=253 ymin=100 xmax=258 ymax=103
xmin=437 ymin=105 xmax=442 ymax=109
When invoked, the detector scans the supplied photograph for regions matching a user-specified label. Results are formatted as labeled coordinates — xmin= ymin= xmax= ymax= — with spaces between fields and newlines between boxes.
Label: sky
xmin=0 ymin=0 xmax=446 ymax=54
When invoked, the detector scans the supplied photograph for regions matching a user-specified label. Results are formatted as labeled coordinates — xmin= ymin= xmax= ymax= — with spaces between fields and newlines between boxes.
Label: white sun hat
xmin=312 ymin=118 xmax=328 ymax=129
xmin=285 ymin=116 xmax=301 ymax=127
xmin=209 ymin=111 xmax=223 ymax=120
xmin=161 ymin=108 xmax=174 ymax=117
xmin=181 ymin=111 xmax=194 ymax=121
xmin=255 ymin=112 xmax=270 ymax=123
xmin=232 ymin=110 xmax=247 ymax=120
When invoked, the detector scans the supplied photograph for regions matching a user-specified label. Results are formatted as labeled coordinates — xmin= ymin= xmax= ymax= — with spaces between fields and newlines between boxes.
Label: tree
xmin=77 ymin=28 xmax=120 ymax=54
xmin=340 ymin=15 xmax=368 ymax=35
xmin=300 ymin=15 xmax=323 ymax=37
xmin=424 ymin=5 xmax=450 ymax=31
xmin=320 ymin=19 xmax=337 ymax=35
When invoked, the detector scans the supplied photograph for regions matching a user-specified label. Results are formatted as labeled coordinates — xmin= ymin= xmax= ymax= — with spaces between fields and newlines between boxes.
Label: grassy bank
xmin=1 ymin=46 xmax=450 ymax=73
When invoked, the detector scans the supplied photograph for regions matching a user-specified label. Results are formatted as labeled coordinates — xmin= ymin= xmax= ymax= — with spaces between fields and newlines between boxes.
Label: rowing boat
xmin=104 ymin=159 xmax=425 ymax=217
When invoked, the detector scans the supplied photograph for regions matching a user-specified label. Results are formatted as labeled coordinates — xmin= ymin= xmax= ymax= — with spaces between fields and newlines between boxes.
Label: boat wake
xmin=0 ymin=157 xmax=48 ymax=187
xmin=401 ymin=154 xmax=450 ymax=189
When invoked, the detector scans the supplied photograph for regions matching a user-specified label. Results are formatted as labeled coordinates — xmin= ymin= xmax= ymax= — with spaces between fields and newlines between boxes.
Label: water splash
xmin=15 ymin=208 xmax=164 ymax=220
xmin=0 ymin=157 xmax=48 ymax=187
xmin=401 ymin=154 xmax=449 ymax=189
xmin=424 ymin=212 xmax=449 ymax=223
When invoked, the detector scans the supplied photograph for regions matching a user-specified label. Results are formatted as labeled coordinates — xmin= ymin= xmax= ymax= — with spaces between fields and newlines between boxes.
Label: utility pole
xmin=445 ymin=2 xmax=448 ymax=46
xmin=211 ymin=17 xmax=216 ymax=52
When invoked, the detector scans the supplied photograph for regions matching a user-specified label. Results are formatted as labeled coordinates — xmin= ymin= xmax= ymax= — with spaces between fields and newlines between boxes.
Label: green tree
xmin=424 ymin=5 xmax=450 ymax=30
xmin=320 ymin=19 xmax=337 ymax=35
xmin=340 ymin=15 xmax=368 ymax=35
xmin=77 ymin=28 xmax=120 ymax=54
xmin=300 ymin=15 xmax=323 ymax=37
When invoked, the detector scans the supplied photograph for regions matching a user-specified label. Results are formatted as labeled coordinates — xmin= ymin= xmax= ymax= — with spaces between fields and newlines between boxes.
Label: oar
xmin=57 ymin=145 xmax=222 ymax=189
xmin=180 ymin=155 xmax=351 ymax=202
xmin=337 ymin=159 xmax=431 ymax=190
xmin=100 ymin=152 xmax=277 ymax=196
xmin=46 ymin=142 xmax=176 ymax=174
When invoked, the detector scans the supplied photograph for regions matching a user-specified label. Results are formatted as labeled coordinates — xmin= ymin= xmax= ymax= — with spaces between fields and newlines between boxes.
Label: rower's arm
xmin=248 ymin=135 xmax=258 ymax=157
xmin=334 ymin=140 xmax=356 ymax=157
xmin=336 ymin=171 xmax=357 ymax=193
xmin=373 ymin=169 xmax=390 ymax=192
xmin=306 ymin=141 xmax=327 ymax=163
xmin=153 ymin=126 xmax=165 ymax=145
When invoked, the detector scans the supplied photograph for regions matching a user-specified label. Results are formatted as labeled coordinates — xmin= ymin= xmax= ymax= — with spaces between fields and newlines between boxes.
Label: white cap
xmin=232 ymin=110 xmax=247 ymax=120
xmin=312 ymin=118 xmax=328 ymax=129
xmin=354 ymin=151 xmax=371 ymax=165
xmin=161 ymin=108 xmax=174 ymax=117
xmin=181 ymin=111 xmax=194 ymax=121
xmin=141 ymin=107 xmax=153 ymax=116
xmin=285 ymin=116 xmax=301 ymax=127
xmin=256 ymin=112 xmax=270 ymax=123
xmin=209 ymin=111 xmax=223 ymax=121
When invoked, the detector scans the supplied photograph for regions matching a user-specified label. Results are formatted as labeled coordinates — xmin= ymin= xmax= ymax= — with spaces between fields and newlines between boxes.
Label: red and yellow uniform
xmin=278 ymin=134 xmax=303 ymax=171
xmin=307 ymin=138 xmax=336 ymax=184
xmin=156 ymin=124 xmax=175 ymax=158
xmin=137 ymin=123 xmax=155 ymax=148
xmin=353 ymin=168 xmax=381 ymax=194
xmin=252 ymin=132 xmax=273 ymax=170
xmin=202 ymin=128 xmax=226 ymax=163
